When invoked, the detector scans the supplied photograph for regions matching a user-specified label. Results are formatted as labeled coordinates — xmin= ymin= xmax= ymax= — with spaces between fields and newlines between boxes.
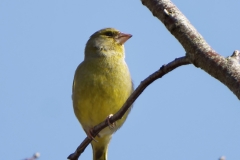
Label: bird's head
xmin=84 ymin=28 xmax=132 ymax=59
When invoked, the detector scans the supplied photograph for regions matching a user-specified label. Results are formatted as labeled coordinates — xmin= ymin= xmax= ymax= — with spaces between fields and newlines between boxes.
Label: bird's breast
xmin=72 ymin=59 xmax=132 ymax=134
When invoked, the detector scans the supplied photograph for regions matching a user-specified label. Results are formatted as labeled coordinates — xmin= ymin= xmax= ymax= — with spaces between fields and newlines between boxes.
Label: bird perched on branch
xmin=72 ymin=28 xmax=133 ymax=160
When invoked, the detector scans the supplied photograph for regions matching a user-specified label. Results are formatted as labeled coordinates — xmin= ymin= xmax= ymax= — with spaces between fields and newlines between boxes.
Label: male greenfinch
xmin=72 ymin=28 xmax=133 ymax=160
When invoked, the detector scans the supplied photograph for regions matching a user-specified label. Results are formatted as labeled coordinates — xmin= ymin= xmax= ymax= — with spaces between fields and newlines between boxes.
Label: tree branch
xmin=67 ymin=56 xmax=190 ymax=160
xmin=141 ymin=0 xmax=240 ymax=99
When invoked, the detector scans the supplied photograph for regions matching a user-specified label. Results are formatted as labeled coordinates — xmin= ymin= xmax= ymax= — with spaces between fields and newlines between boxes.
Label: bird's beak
xmin=116 ymin=32 xmax=132 ymax=45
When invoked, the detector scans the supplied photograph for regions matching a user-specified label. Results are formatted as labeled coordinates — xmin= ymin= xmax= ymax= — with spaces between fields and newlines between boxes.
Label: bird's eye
xmin=105 ymin=32 xmax=114 ymax=37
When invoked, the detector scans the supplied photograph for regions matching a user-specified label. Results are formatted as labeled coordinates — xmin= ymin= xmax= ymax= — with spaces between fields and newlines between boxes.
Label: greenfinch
xmin=72 ymin=28 xmax=133 ymax=160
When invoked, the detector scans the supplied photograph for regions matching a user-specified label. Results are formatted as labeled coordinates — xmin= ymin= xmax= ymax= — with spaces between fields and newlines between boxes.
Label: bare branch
xmin=67 ymin=56 xmax=190 ymax=160
xmin=24 ymin=152 xmax=40 ymax=160
xmin=219 ymin=156 xmax=226 ymax=160
xmin=141 ymin=0 xmax=240 ymax=99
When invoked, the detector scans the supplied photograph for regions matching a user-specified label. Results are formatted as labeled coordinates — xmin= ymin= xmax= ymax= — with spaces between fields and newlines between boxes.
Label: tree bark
xmin=141 ymin=0 xmax=240 ymax=99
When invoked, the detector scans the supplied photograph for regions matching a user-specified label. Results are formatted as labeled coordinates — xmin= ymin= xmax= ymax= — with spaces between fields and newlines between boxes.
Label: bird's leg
xmin=106 ymin=114 xmax=116 ymax=129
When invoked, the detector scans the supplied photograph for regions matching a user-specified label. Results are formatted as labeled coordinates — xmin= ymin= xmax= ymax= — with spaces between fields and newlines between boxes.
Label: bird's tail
xmin=91 ymin=136 xmax=111 ymax=160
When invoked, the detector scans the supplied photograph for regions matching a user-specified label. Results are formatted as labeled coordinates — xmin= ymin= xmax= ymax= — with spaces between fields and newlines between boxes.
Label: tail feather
xmin=91 ymin=136 xmax=111 ymax=160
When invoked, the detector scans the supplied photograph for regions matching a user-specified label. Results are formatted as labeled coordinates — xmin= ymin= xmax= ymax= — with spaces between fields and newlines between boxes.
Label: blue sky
xmin=1 ymin=0 xmax=240 ymax=160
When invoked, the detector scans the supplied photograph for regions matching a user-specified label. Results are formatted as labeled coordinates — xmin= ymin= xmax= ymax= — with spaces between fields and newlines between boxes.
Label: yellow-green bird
xmin=72 ymin=28 xmax=133 ymax=160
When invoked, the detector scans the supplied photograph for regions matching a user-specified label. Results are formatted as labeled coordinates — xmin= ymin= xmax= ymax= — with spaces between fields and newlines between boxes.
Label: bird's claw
xmin=87 ymin=129 xmax=98 ymax=142
xmin=106 ymin=114 xmax=116 ymax=129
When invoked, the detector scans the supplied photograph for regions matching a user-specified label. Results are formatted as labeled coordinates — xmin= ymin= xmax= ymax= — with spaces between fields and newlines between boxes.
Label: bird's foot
xmin=106 ymin=114 xmax=116 ymax=129
xmin=87 ymin=129 xmax=99 ymax=142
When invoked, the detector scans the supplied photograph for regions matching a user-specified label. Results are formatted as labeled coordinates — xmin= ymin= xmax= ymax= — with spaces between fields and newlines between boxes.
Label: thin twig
xmin=24 ymin=152 xmax=40 ymax=160
xmin=67 ymin=56 xmax=190 ymax=160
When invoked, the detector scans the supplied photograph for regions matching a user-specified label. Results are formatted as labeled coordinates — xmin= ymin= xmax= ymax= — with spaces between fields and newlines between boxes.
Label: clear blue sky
xmin=1 ymin=0 xmax=240 ymax=160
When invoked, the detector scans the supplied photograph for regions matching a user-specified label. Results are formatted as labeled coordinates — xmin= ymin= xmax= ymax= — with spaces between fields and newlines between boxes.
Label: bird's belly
xmin=73 ymin=79 xmax=131 ymax=136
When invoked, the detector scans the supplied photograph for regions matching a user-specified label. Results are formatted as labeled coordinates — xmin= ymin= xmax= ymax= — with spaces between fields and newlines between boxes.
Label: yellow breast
xmin=72 ymin=57 xmax=132 ymax=136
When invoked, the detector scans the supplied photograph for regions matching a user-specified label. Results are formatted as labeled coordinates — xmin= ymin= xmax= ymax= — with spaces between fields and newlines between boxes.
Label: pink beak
xmin=117 ymin=32 xmax=132 ymax=44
